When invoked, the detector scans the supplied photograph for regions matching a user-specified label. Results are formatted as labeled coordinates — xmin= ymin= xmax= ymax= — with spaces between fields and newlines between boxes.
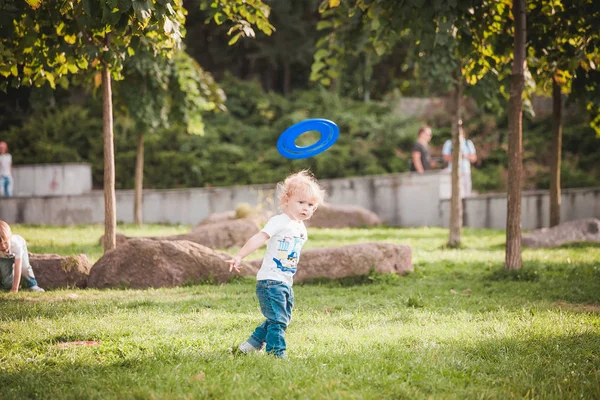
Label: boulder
xmin=522 ymin=218 xmax=600 ymax=248
xmin=160 ymin=218 xmax=260 ymax=249
xmin=305 ymin=203 xmax=382 ymax=228
xmin=194 ymin=210 xmax=272 ymax=229
xmin=88 ymin=239 xmax=257 ymax=289
xmin=248 ymin=242 xmax=412 ymax=282
xmin=195 ymin=211 xmax=236 ymax=227
xmin=98 ymin=233 xmax=129 ymax=246
xmin=103 ymin=219 xmax=260 ymax=250
xmin=29 ymin=253 xmax=91 ymax=289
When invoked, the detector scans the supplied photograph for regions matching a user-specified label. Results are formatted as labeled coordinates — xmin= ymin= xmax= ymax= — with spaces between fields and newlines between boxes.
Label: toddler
xmin=227 ymin=170 xmax=325 ymax=359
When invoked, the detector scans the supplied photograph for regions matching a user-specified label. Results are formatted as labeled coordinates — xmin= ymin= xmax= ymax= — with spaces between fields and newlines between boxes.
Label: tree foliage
xmin=0 ymin=0 xmax=185 ymax=90
xmin=116 ymin=48 xmax=225 ymax=136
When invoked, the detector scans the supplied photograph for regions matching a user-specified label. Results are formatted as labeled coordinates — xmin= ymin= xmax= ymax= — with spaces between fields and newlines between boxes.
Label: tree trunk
xmin=549 ymin=76 xmax=562 ymax=227
xmin=362 ymin=53 xmax=370 ymax=103
xmin=448 ymin=76 xmax=463 ymax=247
xmin=102 ymin=64 xmax=117 ymax=252
xmin=134 ymin=134 xmax=144 ymax=226
xmin=505 ymin=0 xmax=526 ymax=270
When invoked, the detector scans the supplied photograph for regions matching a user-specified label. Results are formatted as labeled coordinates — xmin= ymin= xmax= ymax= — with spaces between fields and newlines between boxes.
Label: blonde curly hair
xmin=277 ymin=170 xmax=326 ymax=210
xmin=0 ymin=220 xmax=12 ymax=253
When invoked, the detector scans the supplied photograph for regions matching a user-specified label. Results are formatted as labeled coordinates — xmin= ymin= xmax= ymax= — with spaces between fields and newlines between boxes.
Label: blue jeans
xmin=247 ymin=280 xmax=294 ymax=357
xmin=0 ymin=175 xmax=12 ymax=197
xmin=0 ymin=254 xmax=38 ymax=291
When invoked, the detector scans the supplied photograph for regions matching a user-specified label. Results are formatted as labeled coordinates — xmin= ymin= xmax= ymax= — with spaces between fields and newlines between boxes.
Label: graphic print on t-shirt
xmin=273 ymin=233 xmax=305 ymax=274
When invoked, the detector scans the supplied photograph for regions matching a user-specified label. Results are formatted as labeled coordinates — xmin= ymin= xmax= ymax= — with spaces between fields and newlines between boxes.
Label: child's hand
xmin=227 ymin=256 xmax=242 ymax=273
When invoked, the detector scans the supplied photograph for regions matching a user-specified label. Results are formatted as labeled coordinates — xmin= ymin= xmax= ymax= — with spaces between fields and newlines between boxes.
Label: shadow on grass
xmin=553 ymin=241 xmax=600 ymax=249
xmin=483 ymin=261 xmax=600 ymax=304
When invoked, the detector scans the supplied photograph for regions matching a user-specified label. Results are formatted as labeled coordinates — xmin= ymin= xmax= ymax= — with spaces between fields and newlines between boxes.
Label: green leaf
xmin=56 ymin=22 xmax=66 ymax=36
xmin=319 ymin=77 xmax=331 ymax=86
xmin=214 ymin=12 xmax=225 ymax=25
xmin=64 ymin=34 xmax=77 ymax=44
xmin=371 ymin=18 xmax=380 ymax=31
xmin=316 ymin=20 xmax=332 ymax=31
xmin=67 ymin=63 xmax=79 ymax=73
xmin=58 ymin=76 xmax=70 ymax=89
xmin=325 ymin=69 xmax=339 ymax=79
xmin=228 ymin=32 xmax=242 ymax=46
xmin=76 ymin=58 xmax=89 ymax=69
xmin=318 ymin=0 xmax=329 ymax=13
xmin=314 ymin=49 xmax=329 ymax=61
xmin=45 ymin=71 xmax=56 ymax=89
xmin=312 ymin=61 xmax=326 ymax=73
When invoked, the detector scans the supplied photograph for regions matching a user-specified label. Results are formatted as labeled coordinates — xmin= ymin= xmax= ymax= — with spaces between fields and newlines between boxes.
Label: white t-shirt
xmin=0 ymin=153 xmax=11 ymax=176
xmin=256 ymin=213 xmax=308 ymax=287
xmin=9 ymin=234 xmax=27 ymax=259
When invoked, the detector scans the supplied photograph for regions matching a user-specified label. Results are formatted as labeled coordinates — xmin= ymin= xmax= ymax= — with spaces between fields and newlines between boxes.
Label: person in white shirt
xmin=442 ymin=125 xmax=477 ymax=197
xmin=228 ymin=170 xmax=325 ymax=359
xmin=0 ymin=220 xmax=45 ymax=292
xmin=0 ymin=141 xmax=13 ymax=197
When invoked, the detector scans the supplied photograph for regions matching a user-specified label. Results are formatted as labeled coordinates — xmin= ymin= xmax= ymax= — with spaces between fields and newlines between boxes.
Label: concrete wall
xmin=12 ymin=164 xmax=92 ymax=197
xmin=439 ymin=187 xmax=600 ymax=230
xmin=0 ymin=172 xmax=447 ymax=226
xmin=0 ymin=171 xmax=598 ymax=229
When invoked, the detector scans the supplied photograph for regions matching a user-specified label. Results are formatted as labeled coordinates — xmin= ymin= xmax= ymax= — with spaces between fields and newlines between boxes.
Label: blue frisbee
xmin=277 ymin=119 xmax=339 ymax=159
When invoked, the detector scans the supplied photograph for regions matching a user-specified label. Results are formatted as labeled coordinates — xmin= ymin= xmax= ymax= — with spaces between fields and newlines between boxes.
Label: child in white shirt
xmin=0 ymin=220 xmax=44 ymax=292
xmin=227 ymin=170 xmax=325 ymax=359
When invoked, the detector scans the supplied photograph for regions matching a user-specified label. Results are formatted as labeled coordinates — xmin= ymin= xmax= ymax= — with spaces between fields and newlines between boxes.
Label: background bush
xmin=1 ymin=76 xmax=599 ymax=193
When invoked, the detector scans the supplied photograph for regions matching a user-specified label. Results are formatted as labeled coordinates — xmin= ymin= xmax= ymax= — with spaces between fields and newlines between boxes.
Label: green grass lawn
xmin=1 ymin=224 xmax=599 ymax=399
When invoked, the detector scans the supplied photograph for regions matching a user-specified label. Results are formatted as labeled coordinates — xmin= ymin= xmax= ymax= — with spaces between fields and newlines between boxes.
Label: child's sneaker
xmin=27 ymin=286 xmax=45 ymax=292
xmin=237 ymin=341 xmax=263 ymax=354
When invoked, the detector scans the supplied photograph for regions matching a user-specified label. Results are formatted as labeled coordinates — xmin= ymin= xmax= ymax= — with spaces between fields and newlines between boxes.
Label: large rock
xmin=195 ymin=211 xmax=236 ymax=226
xmin=306 ymin=203 xmax=382 ymax=228
xmin=161 ymin=218 xmax=260 ymax=249
xmin=98 ymin=233 xmax=129 ymax=246
xmin=88 ymin=239 xmax=257 ymax=289
xmin=522 ymin=218 xmax=600 ymax=248
xmin=104 ymin=219 xmax=260 ymax=250
xmin=249 ymin=242 xmax=412 ymax=282
xmin=29 ymin=254 xmax=91 ymax=289
xmin=194 ymin=209 xmax=272 ymax=228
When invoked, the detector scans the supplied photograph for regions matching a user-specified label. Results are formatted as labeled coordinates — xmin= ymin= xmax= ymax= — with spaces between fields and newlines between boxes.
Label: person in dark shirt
xmin=410 ymin=126 xmax=434 ymax=173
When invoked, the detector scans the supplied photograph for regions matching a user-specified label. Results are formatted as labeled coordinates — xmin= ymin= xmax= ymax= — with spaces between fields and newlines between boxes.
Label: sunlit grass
xmin=1 ymin=225 xmax=599 ymax=399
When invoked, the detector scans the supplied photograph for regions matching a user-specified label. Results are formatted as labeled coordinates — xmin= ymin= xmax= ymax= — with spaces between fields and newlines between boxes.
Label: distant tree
xmin=312 ymin=0 xmax=512 ymax=247
xmin=115 ymin=49 xmax=225 ymax=225
xmin=528 ymin=0 xmax=600 ymax=227
xmin=0 ymin=0 xmax=185 ymax=251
